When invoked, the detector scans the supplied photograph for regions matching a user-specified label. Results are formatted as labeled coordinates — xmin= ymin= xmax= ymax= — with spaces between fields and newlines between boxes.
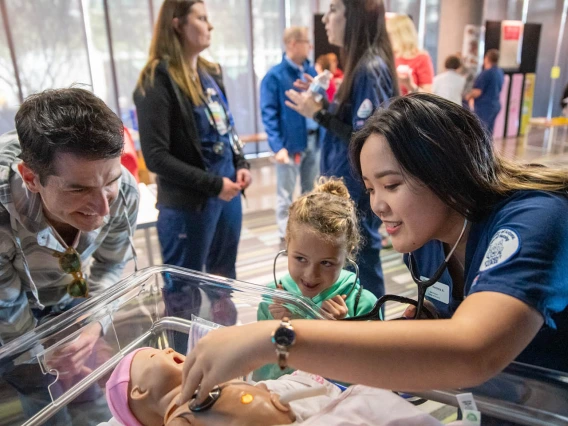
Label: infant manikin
xmin=105 ymin=347 xmax=307 ymax=426
xmin=105 ymin=347 xmax=456 ymax=426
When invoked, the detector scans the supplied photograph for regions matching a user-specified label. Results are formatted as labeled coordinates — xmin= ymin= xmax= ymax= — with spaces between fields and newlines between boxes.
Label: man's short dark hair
xmin=15 ymin=88 xmax=124 ymax=185
xmin=485 ymin=49 xmax=500 ymax=65
xmin=444 ymin=55 xmax=461 ymax=70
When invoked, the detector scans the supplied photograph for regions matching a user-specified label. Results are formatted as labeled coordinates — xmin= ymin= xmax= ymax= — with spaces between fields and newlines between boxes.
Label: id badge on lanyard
xmin=205 ymin=88 xmax=229 ymax=136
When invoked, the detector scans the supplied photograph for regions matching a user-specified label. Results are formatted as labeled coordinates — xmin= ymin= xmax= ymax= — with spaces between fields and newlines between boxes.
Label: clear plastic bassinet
xmin=0 ymin=265 xmax=566 ymax=426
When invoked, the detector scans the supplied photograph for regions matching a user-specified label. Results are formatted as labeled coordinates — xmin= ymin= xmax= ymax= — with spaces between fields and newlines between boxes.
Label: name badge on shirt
xmin=207 ymin=100 xmax=229 ymax=136
xmin=422 ymin=276 xmax=450 ymax=304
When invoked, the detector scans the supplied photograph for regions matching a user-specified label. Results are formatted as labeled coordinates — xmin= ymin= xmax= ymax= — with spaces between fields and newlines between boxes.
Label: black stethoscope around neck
xmin=406 ymin=218 xmax=469 ymax=320
xmin=343 ymin=218 xmax=469 ymax=321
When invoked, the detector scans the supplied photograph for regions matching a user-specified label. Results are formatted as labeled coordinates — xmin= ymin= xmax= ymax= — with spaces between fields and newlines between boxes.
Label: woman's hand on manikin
xmin=177 ymin=321 xmax=276 ymax=407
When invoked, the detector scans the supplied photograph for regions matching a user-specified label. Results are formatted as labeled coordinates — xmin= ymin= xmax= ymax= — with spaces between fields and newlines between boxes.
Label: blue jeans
xmin=157 ymin=194 xmax=242 ymax=279
xmin=475 ymin=106 xmax=500 ymax=136
xmin=276 ymin=134 xmax=320 ymax=238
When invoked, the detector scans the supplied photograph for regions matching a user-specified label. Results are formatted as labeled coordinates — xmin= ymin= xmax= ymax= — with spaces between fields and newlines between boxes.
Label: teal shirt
xmin=257 ymin=270 xmax=377 ymax=321
xmin=254 ymin=270 xmax=377 ymax=381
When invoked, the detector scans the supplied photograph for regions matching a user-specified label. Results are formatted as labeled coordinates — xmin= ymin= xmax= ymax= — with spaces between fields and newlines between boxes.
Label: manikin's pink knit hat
xmin=105 ymin=348 xmax=151 ymax=426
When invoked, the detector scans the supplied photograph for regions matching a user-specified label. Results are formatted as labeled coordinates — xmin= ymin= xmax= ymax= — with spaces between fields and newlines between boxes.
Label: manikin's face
xmin=287 ymin=225 xmax=347 ymax=299
xmin=129 ymin=348 xmax=295 ymax=426
xmin=176 ymin=3 xmax=214 ymax=54
xmin=131 ymin=348 xmax=185 ymax=402
xmin=19 ymin=153 xmax=122 ymax=234
xmin=360 ymin=134 xmax=458 ymax=253
xmin=322 ymin=0 xmax=346 ymax=47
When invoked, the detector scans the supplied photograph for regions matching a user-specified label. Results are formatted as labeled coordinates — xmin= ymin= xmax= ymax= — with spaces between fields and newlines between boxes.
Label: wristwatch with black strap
xmin=271 ymin=317 xmax=296 ymax=370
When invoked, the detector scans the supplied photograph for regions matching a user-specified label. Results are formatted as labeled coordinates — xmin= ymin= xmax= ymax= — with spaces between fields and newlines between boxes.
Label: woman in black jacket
xmin=134 ymin=0 xmax=251 ymax=279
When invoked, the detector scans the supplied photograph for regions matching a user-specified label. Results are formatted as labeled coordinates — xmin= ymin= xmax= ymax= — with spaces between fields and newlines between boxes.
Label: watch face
xmin=273 ymin=326 xmax=295 ymax=346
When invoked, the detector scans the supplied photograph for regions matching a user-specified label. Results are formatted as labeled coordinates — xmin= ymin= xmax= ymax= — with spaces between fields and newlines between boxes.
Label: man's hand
xmin=46 ymin=322 xmax=102 ymax=378
xmin=218 ymin=177 xmax=242 ymax=201
xmin=285 ymin=89 xmax=323 ymax=119
xmin=236 ymin=169 xmax=252 ymax=190
xmin=321 ymin=295 xmax=348 ymax=319
xmin=274 ymin=148 xmax=290 ymax=164
xmin=292 ymin=73 xmax=314 ymax=92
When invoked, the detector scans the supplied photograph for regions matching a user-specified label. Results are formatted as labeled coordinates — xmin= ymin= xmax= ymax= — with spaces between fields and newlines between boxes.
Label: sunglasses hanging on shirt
xmin=52 ymin=247 xmax=89 ymax=298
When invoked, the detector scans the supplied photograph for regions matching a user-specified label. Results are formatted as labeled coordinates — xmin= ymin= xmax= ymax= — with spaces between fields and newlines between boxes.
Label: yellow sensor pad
xmin=241 ymin=393 xmax=254 ymax=404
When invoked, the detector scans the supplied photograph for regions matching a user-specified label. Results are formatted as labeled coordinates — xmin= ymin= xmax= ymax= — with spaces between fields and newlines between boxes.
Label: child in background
xmin=258 ymin=178 xmax=377 ymax=321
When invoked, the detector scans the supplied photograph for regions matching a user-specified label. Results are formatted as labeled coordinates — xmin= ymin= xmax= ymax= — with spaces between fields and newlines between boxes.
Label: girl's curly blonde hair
xmin=285 ymin=177 xmax=361 ymax=259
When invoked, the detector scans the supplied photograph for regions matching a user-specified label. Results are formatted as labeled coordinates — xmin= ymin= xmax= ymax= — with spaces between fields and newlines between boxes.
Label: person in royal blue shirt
xmin=177 ymin=94 xmax=568 ymax=423
xmin=284 ymin=0 xmax=399 ymax=298
xmin=466 ymin=49 xmax=504 ymax=135
xmin=260 ymin=26 xmax=320 ymax=247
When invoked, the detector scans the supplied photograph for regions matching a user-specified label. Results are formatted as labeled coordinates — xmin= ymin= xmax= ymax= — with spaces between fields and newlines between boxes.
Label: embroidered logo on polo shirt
xmin=356 ymin=99 xmax=373 ymax=118
xmin=479 ymin=228 xmax=520 ymax=271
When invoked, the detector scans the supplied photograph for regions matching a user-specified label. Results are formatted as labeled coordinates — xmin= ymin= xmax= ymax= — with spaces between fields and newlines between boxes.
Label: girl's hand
xmin=268 ymin=304 xmax=293 ymax=320
xmin=268 ymin=282 xmax=292 ymax=319
xmin=402 ymin=300 xmax=438 ymax=319
xmin=179 ymin=321 xmax=276 ymax=407
xmin=292 ymin=73 xmax=314 ymax=91
xmin=321 ymin=295 xmax=348 ymax=320
xmin=285 ymin=89 xmax=323 ymax=119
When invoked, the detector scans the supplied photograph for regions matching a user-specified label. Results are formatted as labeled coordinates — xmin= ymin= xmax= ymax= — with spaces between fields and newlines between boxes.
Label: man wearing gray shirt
xmin=433 ymin=55 xmax=466 ymax=106
xmin=0 ymin=88 xmax=139 ymax=423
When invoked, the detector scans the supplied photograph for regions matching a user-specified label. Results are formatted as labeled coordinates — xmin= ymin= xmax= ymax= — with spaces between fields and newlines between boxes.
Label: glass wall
xmin=0 ymin=7 xmax=19 ymax=133
xmin=5 ymin=0 xmax=92 ymax=97
xmin=1 ymin=0 xmax=565 ymax=143
xmin=105 ymin=0 xmax=153 ymax=127
xmin=250 ymin=0 xmax=284 ymax=153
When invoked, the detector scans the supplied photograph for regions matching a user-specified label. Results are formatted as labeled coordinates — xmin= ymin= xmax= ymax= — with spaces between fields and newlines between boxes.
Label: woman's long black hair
xmin=349 ymin=93 xmax=568 ymax=221
xmin=336 ymin=0 xmax=399 ymax=105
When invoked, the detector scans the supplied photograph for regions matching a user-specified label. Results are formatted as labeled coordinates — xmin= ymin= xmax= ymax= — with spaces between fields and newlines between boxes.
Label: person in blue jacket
xmin=466 ymin=49 xmax=504 ymax=135
xmin=285 ymin=0 xmax=399 ymax=299
xmin=134 ymin=0 xmax=251 ymax=279
xmin=260 ymin=26 xmax=320 ymax=246
xmin=177 ymin=94 xmax=568 ymax=424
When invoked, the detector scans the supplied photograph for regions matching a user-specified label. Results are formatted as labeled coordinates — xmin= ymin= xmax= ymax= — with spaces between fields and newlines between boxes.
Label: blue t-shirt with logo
xmin=406 ymin=190 xmax=568 ymax=372
xmin=320 ymin=54 xmax=395 ymax=203
xmin=473 ymin=66 xmax=504 ymax=114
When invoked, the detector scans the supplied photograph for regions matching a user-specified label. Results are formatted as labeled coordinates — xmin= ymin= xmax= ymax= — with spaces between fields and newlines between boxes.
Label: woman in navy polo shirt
xmin=134 ymin=0 xmax=251 ymax=279
xmin=178 ymin=94 xmax=568 ymax=421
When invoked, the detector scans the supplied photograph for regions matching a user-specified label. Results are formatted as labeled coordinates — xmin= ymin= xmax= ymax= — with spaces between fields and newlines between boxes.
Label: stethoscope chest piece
xmin=189 ymin=385 xmax=222 ymax=412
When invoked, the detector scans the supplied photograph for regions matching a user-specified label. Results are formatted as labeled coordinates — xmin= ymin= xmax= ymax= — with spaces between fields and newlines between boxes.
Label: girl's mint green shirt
xmin=257 ymin=270 xmax=377 ymax=321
